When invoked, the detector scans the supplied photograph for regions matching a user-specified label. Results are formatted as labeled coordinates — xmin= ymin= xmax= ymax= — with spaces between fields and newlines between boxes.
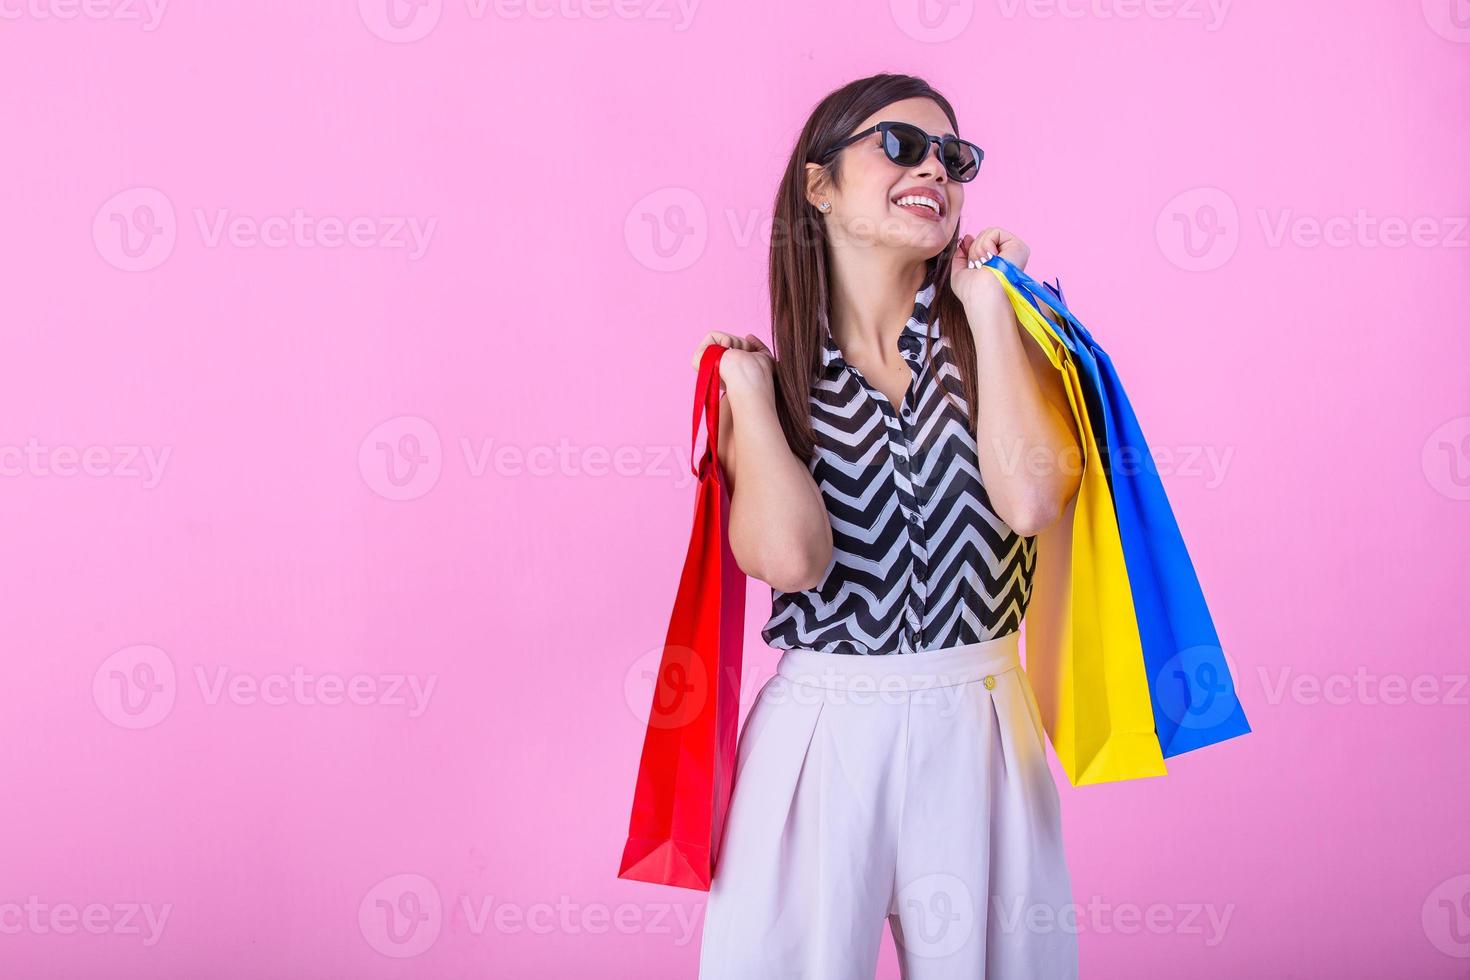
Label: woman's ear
xmin=803 ymin=162 xmax=829 ymax=210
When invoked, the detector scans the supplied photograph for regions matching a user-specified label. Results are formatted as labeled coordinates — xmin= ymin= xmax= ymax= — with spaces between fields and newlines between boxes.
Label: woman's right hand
xmin=690 ymin=331 xmax=775 ymax=393
xmin=688 ymin=331 xmax=831 ymax=591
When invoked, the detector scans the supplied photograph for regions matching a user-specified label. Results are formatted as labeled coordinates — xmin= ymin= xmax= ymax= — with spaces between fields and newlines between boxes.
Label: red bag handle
xmin=690 ymin=344 xmax=725 ymax=479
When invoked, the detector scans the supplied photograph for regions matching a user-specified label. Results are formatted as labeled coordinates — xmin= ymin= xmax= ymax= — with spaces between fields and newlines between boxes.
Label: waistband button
xmin=982 ymin=675 xmax=996 ymax=690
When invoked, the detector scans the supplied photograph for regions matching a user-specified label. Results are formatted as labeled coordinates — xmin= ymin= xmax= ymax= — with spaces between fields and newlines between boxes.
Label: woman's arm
xmin=964 ymin=292 xmax=1083 ymax=537
xmin=711 ymin=349 xmax=833 ymax=593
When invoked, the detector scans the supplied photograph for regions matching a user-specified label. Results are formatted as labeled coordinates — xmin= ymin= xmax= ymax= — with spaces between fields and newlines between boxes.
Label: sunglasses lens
xmin=883 ymin=124 xmax=930 ymax=167
xmin=882 ymin=124 xmax=983 ymax=182
xmin=942 ymin=141 xmax=981 ymax=182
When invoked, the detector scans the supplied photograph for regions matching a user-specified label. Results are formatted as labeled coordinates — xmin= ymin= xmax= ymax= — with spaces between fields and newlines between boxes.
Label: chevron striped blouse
xmin=760 ymin=279 xmax=1037 ymax=656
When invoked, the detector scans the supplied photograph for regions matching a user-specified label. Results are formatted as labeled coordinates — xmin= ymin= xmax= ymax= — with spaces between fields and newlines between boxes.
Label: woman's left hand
xmin=948 ymin=227 xmax=1031 ymax=311
xmin=971 ymin=226 xmax=1030 ymax=271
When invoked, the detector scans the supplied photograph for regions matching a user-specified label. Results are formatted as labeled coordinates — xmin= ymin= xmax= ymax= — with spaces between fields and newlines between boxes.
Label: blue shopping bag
xmin=983 ymin=254 xmax=1251 ymax=760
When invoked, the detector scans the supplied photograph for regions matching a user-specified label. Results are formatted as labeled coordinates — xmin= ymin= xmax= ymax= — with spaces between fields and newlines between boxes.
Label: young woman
xmin=691 ymin=73 xmax=1083 ymax=979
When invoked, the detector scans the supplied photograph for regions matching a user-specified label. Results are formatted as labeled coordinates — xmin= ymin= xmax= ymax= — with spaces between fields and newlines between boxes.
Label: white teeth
xmin=894 ymin=195 xmax=940 ymax=215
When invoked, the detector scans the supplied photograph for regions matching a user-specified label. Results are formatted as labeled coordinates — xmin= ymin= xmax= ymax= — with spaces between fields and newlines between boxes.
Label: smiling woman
xmin=687 ymin=72 xmax=1082 ymax=979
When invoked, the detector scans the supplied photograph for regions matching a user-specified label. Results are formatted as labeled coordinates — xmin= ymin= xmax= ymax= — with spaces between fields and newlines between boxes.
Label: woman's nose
xmin=913 ymin=144 xmax=946 ymax=180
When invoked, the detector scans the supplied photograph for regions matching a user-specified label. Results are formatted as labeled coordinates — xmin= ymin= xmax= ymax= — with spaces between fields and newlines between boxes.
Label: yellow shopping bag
xmin=989 ymin=270 xmax=1168 ymax=787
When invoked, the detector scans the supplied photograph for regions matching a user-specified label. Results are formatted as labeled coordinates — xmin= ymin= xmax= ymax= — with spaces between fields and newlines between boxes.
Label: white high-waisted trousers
xmin=697 ymin=630 xmax=1078 ymax=979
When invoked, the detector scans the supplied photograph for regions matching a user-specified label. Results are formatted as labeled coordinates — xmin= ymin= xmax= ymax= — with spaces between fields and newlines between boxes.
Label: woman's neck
xmin=827 ymin=257 xmax=929 ymax=360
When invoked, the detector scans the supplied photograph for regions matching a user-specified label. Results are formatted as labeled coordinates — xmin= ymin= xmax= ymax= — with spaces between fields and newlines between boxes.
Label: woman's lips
xmin=894 ymin=201 xmax=943 ymax=222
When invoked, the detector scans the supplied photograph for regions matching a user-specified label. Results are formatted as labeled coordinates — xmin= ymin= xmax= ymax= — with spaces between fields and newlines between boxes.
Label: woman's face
xmin=809 ymin=97 xmax=965 ymax=254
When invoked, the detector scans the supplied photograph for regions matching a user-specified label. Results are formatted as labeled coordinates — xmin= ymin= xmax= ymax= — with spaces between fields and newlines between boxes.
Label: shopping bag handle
xmin=981 ymin=254 xmax=1084 ymax=354
xmin=690 ymin=343 xmax=726 ymax=479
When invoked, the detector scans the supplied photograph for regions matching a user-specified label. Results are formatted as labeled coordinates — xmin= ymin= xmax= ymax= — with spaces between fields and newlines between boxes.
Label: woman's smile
xmin=890 ymin=186 xmax=946 ymax=221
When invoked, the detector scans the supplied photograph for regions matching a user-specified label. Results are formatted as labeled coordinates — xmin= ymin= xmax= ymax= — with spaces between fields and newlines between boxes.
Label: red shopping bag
xmin=617 ymin=343 xmax=746 ymax=891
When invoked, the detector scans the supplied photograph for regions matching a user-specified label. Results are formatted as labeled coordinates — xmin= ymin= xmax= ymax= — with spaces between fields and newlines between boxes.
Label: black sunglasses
xmin=816 ymin=121 xmax=984 ymax=183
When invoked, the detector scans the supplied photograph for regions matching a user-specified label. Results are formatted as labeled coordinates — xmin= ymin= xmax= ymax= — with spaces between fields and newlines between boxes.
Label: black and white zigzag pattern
xmin=760 ymin=280 xmax=1037 ymax=656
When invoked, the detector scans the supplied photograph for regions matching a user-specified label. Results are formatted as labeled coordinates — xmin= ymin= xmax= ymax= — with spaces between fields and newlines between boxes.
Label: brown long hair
xmin=769 ymin=72 xmax=978 ymax=464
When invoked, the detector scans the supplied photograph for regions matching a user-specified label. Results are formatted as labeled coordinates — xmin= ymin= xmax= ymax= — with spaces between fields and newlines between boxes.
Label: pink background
xmin=3 ymin=0 xmax=1468 ymax=976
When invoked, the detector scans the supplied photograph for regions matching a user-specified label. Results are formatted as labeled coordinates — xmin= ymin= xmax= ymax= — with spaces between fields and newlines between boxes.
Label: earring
xmin=818 ymin=202 xmax=831 ymax=212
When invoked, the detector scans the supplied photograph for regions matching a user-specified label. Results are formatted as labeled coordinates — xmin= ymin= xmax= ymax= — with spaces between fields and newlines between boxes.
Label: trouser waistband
xmin=775 ymin=630 xmax=1022 ymax=692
